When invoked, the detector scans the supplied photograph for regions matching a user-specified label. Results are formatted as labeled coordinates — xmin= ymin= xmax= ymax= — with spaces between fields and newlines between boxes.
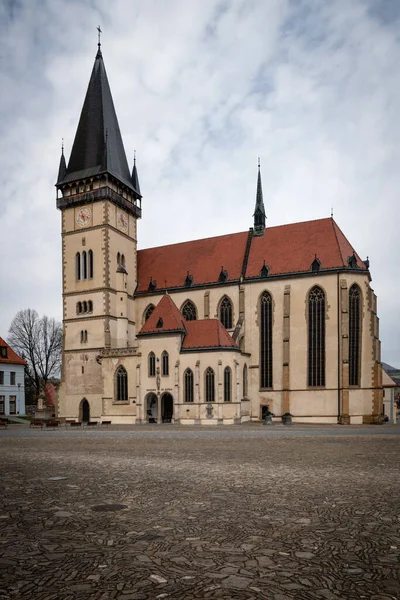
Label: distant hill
xmin=382 ymin=362 xmax=399 ymax=372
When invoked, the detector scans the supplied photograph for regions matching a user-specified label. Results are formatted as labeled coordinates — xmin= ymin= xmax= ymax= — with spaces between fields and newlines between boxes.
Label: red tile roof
xmin=182 ymin=320 xmax=238 ymax=351
xmin=137 ymin=230 xmax=249 ymax=292
xmin=139 ymin=294 xmax=186 ymax=335
xmin=136 ymin=218 xmax=366 ymax=293
xmin=0 ymin=337 xmax=27 ymax=366
xmin=138 ymin=296 xmax=238 ymax=351
xmin=246 ymin=218 xmax=366 ymax=278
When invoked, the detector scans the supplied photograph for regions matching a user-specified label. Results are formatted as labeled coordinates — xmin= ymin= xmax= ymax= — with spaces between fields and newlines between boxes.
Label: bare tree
xmin=8 ymin=309 xmax=62 ymax=399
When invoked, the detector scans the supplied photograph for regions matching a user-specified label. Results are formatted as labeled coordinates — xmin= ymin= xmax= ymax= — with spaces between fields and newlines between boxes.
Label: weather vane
xmin=97 ymin=25 xmax=102 ymax=48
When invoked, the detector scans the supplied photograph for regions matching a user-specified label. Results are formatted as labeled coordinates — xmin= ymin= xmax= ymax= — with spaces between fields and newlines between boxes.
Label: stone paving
xmin=0 ymin=424 xmax=399 ymax=600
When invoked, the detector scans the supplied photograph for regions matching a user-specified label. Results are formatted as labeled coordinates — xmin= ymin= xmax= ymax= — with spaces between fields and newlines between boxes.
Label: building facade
xmin=56 ymin=44 xmax=384 ymax=425
xmin=0 ymin=337 xmax=26 ymax=417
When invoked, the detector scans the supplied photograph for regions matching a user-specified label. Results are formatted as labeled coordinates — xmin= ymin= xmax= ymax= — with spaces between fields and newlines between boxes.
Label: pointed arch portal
xmin=80 ymin=398 xmax=90 ymax=423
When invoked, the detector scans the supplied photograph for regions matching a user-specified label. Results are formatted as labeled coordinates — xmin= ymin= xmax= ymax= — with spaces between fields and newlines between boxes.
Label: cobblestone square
xmin=0 ymin=424 xmax=399 ymax=599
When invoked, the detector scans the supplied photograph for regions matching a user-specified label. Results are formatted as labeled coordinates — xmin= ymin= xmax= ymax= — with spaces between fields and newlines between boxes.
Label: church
xmin=56 ymin=42 xmax=383 ymax=425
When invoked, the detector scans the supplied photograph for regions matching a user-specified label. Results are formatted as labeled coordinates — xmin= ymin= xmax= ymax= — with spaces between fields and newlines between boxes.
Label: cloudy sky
xmin=0 ymin=0 xmax=399 ymax=366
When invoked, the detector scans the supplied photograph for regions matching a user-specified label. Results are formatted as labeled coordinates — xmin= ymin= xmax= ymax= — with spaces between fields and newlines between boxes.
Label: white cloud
xmin=0 ymin=0 xmax=399 ymax=365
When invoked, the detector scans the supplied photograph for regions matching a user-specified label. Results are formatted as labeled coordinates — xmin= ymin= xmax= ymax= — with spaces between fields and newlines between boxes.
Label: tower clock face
xmin=75 ymin=207 xmax=92 ymax=228
xmin=117 ymin=210 xmax=128 ymax=233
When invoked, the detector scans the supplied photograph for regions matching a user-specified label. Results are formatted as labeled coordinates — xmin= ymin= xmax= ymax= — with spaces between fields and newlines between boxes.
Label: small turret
xmin=56 ymin=141 xmax=67 ymax=184
xmin=132 ymin=150 xmax=141 ymax=196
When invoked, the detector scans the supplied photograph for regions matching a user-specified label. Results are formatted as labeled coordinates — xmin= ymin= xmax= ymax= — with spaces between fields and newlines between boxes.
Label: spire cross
xmin=134 ymin=149 xmax=136 ymax=165
xmin=97 ymin=25 xmax=102 ymax=48
xmin=258 ymin=156 xmax=260 ymax=169
xmin=61 ymin=138 xmax=64 ymax=154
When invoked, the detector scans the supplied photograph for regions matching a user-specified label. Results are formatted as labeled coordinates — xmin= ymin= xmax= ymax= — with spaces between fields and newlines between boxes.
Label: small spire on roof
xmin=253 ymin=158 xmax=266 ymax=236
xmin=331 ymin=207 xmax=334 ymax=218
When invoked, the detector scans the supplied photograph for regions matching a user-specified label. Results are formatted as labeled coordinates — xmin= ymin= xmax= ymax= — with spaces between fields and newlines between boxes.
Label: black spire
xmin=131 ymin=151 xmax=141 ymax=195
xmin=58 ymin=45 xmax=139 ymax=195
xmin=253 ymin=158 xmax=266 ymax=236
xmin=56 ymin=140 xmax=67 ymax=184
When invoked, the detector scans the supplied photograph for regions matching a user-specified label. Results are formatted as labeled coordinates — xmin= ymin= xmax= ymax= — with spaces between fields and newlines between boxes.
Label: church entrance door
xmin=146 ymin=393 xmax=158 ymax=423
xmin=162 ymin=393 xmax=174 ymax=423
xmin=80 ymin=399 xmax=90 ymax=423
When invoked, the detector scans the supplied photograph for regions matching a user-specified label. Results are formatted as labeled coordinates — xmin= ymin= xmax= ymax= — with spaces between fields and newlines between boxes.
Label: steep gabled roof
xmin=58 ymin=47 xmax=139 ymax=194
xmin=139 ymin=294 xmax=186 ymax=335
xmin=0 ymin=337 xmax=27 ymax=366
xmin=182 ymin=320 xmax=238 ymax=351
xmin=136 ymin=230 xmax=249 ymax=293
xmin=246 ymin=218 xmax=366 ymax=277
xmin=136 ymin=218 xmax=367 ymax=294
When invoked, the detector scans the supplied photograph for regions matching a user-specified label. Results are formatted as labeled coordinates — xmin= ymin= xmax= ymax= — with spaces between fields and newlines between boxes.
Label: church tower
xmin=55 ymin=40 xmax=141 ymax=419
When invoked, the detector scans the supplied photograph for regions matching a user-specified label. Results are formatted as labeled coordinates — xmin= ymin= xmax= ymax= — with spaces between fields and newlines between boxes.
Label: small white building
xmin=0 ymin=337 xmax=26 ymax=417
xmin=382 ymin=369 xmax=397 ymax=424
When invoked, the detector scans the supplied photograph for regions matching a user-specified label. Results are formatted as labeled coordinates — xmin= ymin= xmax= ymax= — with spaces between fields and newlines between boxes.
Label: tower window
xmin=76 ymin=252 xmax=81 ymax=280
xmin=184 ymin=369 xmax=194 ymax=403
xmin=161 ymin=351 xmax=169 ymax=376
xmin=349 ymin=284 xmax=361 ymax=386
xmin=148 ymin=352 xmax=156 ymax=377
xmin=181 ymin=300 xmax=197 ymax=321
xmin=224 ymin=367 xmax=231 ymax=402
xmin=219 ymin=296 xmax=233 ymax=329
xmin=205 ymin=367 xmax=215 ymax=402
xmin=308 ymin=286 xmax=326 ymax=387
xmin=88 ymin=250 xmax=93 ymax=278
xmin=80 ymin=330 xmax=88 ymax=343
xmin=116 ymin=365 xmax=128 ymax=401
xmin=82 ymin=251 xmax=87 ymax=279
xmin=260 ymin=291 xmax=273 ymax=389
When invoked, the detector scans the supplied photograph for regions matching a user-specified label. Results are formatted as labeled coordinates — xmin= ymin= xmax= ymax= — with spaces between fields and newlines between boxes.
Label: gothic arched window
xmin=144 ymin=304 xmax=155 ymax=322
xmin=88 ymin=250 xmax=93 ymax=278
xmin=349 ymin=284 xmax=361 ymax=386
xmin=184 ymin=369 xmax=194 ymax=403
xmin=260 ymin=291 xmax=273 ymax=389
xmin=77 ymin=301 xmax=82 ymax=314
xmin=243 ymin=364 xmax=248 ymax=397
xmin=205 ymin=367 xmax=215 ymax=402
xmin=148 ymin=352 xmax=156 ymax=377
xmin=88 ymin=301 xmax=93 ymax=313
xmin=161 ymin=351 xmax=169 ymax=376
xmin=76 ymin=253 xmax=81 ymax=280
xmin=308 ymin=286 xmax=326 ymax=387
xmin=83 ymin=301 xmax=87 ymax=313
xmin=220 ymin=296 xmax=233 ymax=329
xmin=224 ymin=367 xmax=232 ymax=402
xmin=181 ymin=300 xmax=197 ymax=321
xmin=116 ymin=365 xmax=128 ymax=401
xmin=82 ymin=251 xmax=87 ymax=280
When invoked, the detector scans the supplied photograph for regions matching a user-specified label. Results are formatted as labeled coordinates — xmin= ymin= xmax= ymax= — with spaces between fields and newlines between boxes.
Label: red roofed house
xmin=0 ymin=337 xmax=27 ymax=417
xmin=55 ymin=45 xmax=383 ymax=425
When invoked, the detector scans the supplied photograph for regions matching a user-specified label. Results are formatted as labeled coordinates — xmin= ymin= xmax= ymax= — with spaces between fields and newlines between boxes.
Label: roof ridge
xmin=137 ymin=217 xmax=333 ymax=254
xmin=330 ymin=218 xmax=346 ymax=265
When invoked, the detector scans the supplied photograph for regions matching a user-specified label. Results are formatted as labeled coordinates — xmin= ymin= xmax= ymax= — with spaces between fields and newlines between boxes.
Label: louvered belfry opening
xmin=220 ymin=296 xmax=233 ymax=329
xmin=349 ymin=284 xmax=361 ymax=386
xmin=308 ymin=286 xmax=326 ymax=387
xmin=260 ymin=292 xmax=273 ymax=389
